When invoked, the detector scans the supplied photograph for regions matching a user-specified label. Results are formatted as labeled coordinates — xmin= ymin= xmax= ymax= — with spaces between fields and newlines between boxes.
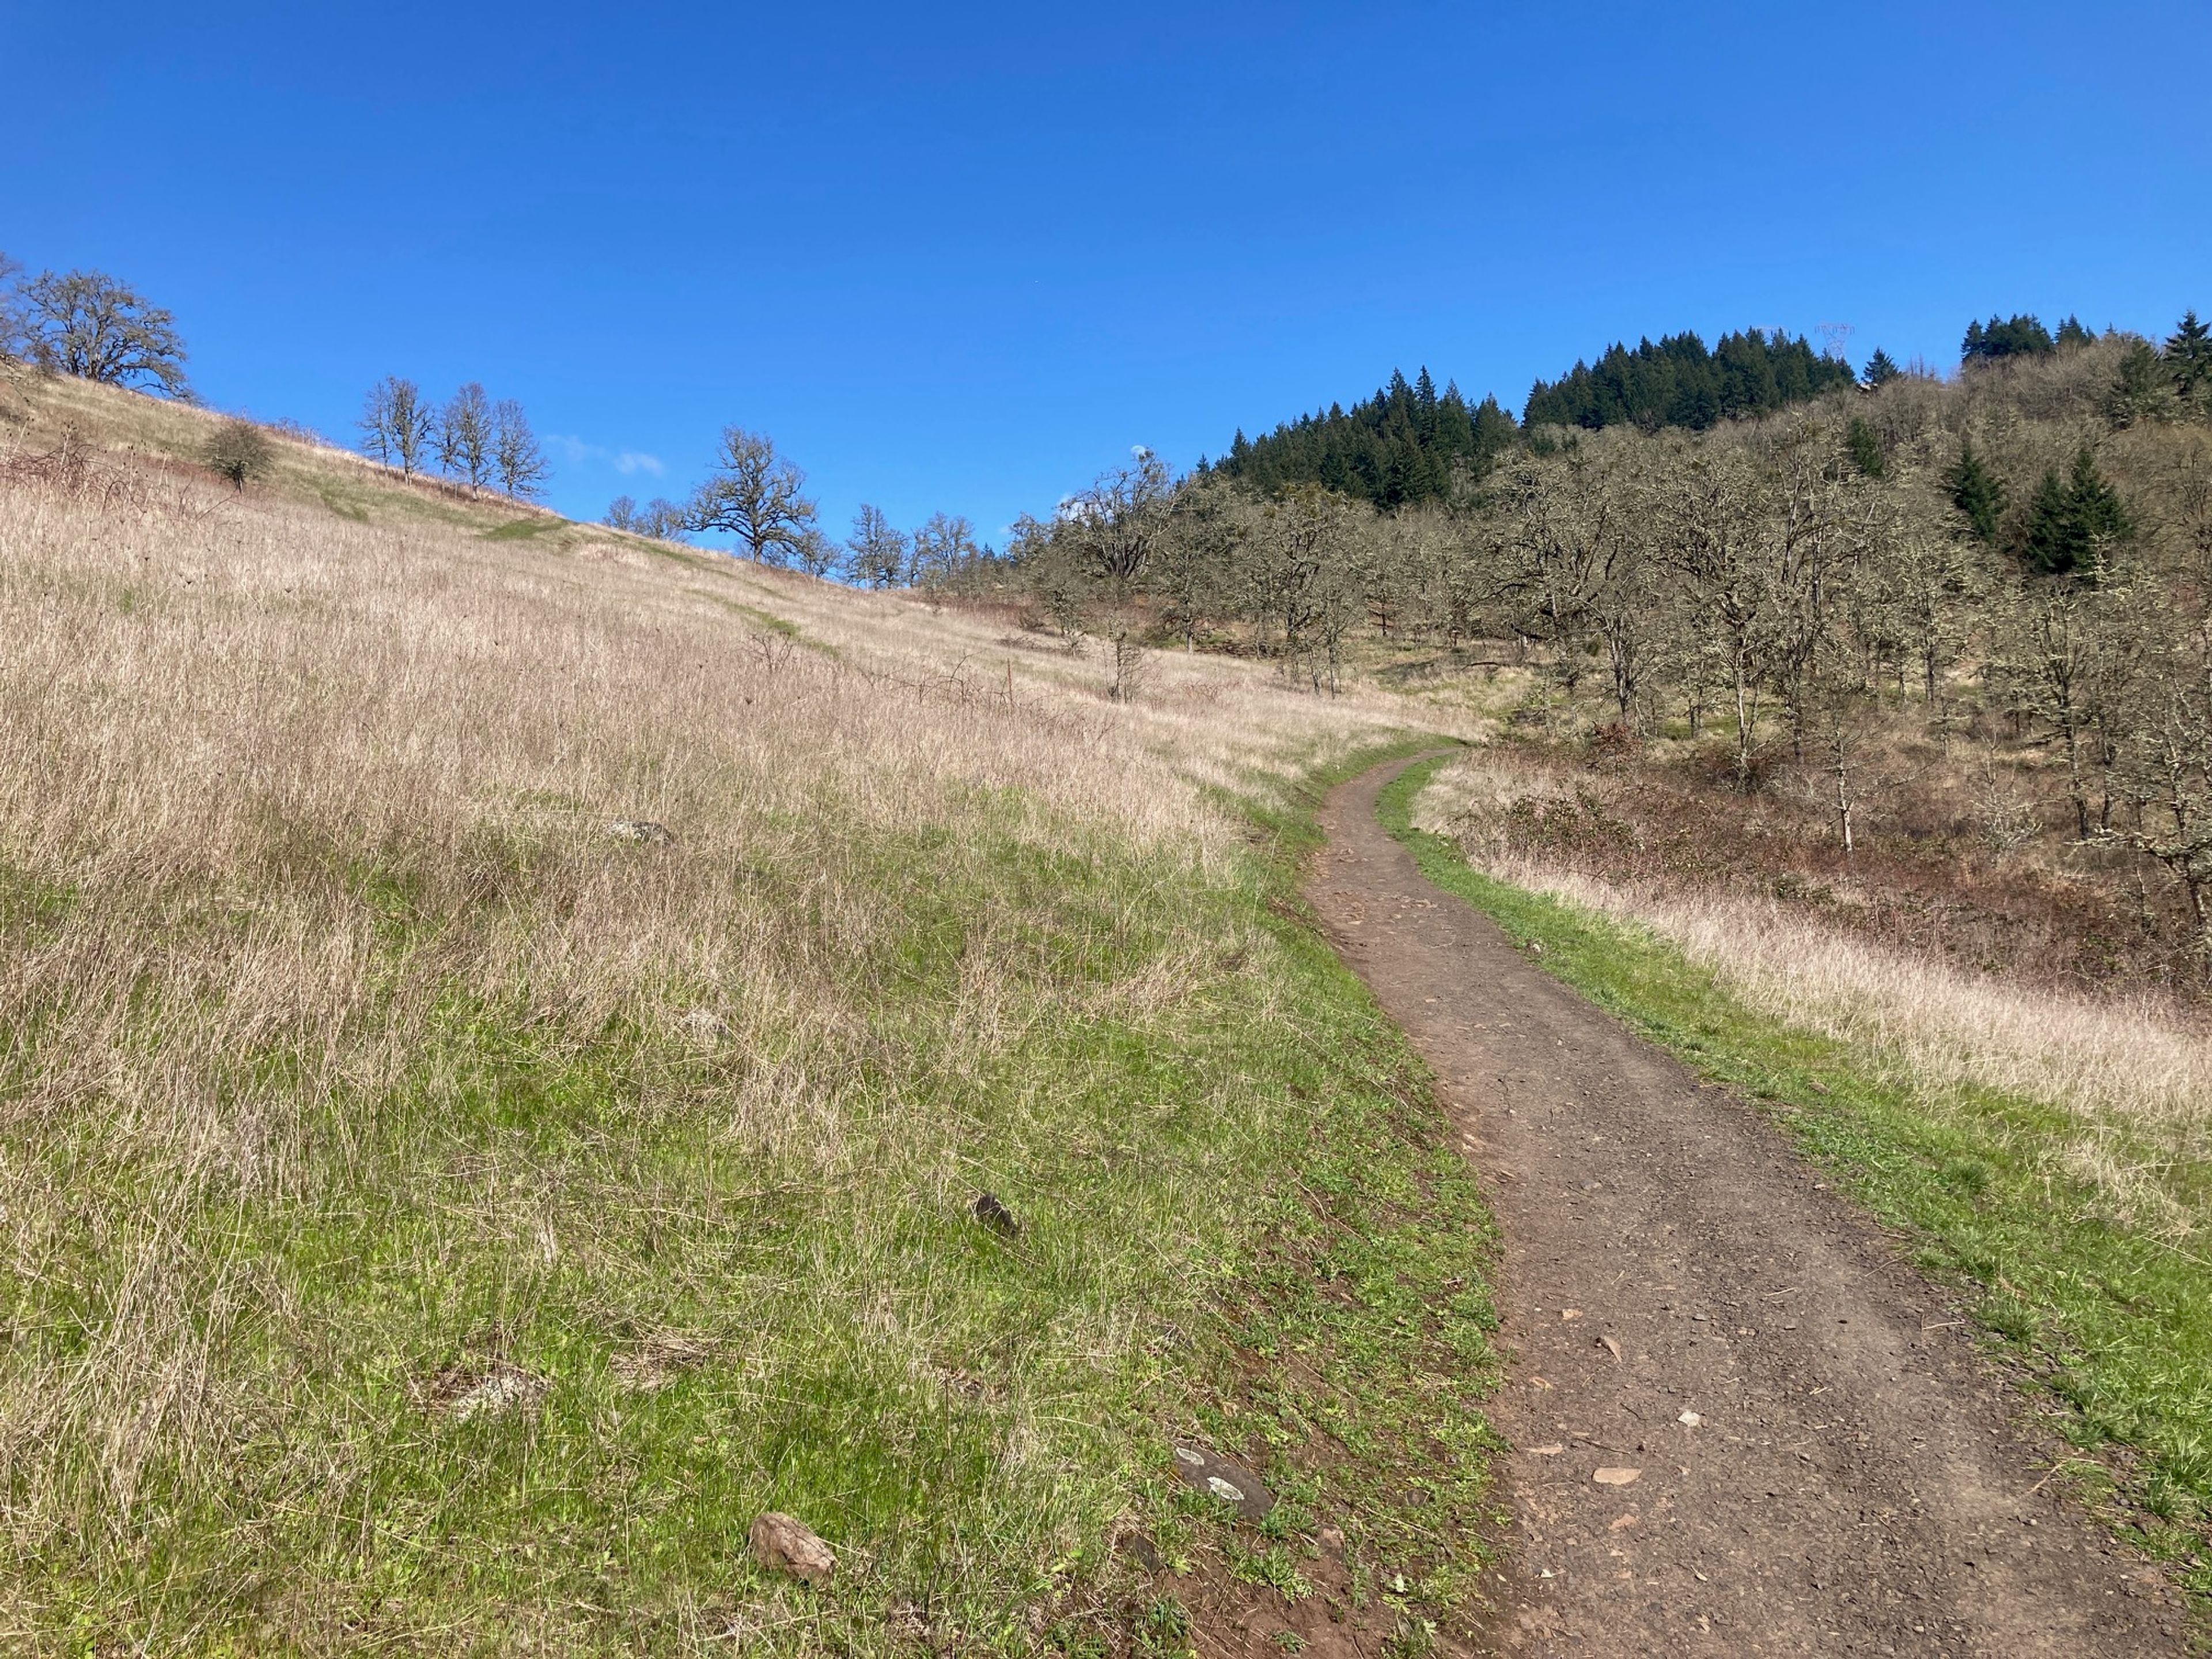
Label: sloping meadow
xmin=0 ymin=436 xmax=1498 ymax=1651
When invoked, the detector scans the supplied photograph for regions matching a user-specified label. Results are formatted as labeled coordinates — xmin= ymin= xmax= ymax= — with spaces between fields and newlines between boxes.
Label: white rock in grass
xmin=449 ymin=1366 xmax=547 ymax=1422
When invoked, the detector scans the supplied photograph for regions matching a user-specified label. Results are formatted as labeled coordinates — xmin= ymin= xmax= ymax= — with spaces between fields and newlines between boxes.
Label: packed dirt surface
xmin=1305 ymin=756 xmax=2188 ymax=1657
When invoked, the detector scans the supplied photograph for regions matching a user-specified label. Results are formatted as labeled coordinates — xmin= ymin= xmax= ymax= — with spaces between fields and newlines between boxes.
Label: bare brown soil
xmin=1304 ymin=756 xmax=2187 ymax=1657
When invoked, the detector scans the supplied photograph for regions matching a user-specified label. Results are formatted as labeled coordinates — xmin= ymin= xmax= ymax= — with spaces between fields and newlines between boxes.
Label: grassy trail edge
xmin=1377 ymin=753 xmax=2212 ymax=1606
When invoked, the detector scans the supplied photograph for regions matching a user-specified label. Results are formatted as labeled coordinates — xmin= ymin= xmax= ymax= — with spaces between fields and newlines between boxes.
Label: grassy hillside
xmin=0 ymin=370 xmax=1505 ymax=1654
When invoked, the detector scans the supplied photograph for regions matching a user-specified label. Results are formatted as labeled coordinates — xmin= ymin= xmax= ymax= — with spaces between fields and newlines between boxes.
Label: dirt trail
xmin=1308 ymin=757 xmax=2185 ymax=1657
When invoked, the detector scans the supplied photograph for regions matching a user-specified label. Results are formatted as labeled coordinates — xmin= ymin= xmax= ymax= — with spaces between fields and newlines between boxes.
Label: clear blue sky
xmin=9 ymin=1 xmax=2208 ymax=544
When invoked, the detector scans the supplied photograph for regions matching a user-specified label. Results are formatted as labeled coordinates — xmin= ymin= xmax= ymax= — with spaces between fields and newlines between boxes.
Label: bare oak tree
xmin=637 ymin=498 xmax=691 ymax=541
xmin=359 ymin=377 xmax=435 ymax=477
xmin=910 ymin=512 xmax=982 ymax=586
xmin=9 ymin=268 xmax=189 ymax=396
xmin=1057 ymin=448 xmax=1175 ymax=699
xmin=440 ymin=383 xmax=493 ymax=488
xmin=687 ymin=427 xmax=820 ymax=564
xmin=491 ymin=399 xmax=548 ymax=499
xmin=846 ymin=505 xmax=908 ymax=588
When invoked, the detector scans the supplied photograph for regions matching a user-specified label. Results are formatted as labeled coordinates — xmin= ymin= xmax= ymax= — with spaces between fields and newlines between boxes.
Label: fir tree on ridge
xmin=2166 ymin=310 xmax=2211 ymax=403
xmin=1962 ymin=314 xmax=2055 ymax=363
xmin=1210 ymin=366 xmax=1516 ymax=508
xmin=1946 ymin=438 xmax=2005 ymax=544
xmin=1520 ymin=328 xmax=1852 ymax=433
xmin=2020 ymin=446 xmax=2130 ymax=577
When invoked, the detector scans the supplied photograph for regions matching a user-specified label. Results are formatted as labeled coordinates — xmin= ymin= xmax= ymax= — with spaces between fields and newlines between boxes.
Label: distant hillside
xmin=1205 ymin=369 xmax=1518 ymax=509
xmin=1521 ymin=327 xmax=1857 ymax=432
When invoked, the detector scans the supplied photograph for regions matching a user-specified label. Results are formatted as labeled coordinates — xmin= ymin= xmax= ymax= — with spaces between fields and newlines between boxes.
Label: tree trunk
xmin=1835 ymin=751 xmax=1854 ymax=855
xmin=1733 ymin=647 xmax=1755 ymax=791
xmin=2063 ymin=718 xmax=2090 ymax=839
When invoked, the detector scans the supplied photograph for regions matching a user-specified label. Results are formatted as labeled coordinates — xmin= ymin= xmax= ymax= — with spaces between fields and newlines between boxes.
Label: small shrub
xmin=204 ymin=416 xmax=274 ymax=492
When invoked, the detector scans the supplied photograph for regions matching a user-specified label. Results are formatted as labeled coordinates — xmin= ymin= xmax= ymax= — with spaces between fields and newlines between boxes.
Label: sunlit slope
xmin=0 ymin=368 xmax=1497 ymax=1652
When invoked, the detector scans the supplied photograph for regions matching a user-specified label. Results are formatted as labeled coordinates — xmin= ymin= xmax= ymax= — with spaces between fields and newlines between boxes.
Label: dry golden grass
xmin=0 ymin=368 xmax=1482 ymax=1650
xmin=1415 ymin=747 xmax=2212 ymax=1235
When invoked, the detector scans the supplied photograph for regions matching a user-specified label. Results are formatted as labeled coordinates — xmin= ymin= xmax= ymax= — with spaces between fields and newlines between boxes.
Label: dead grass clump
xmin=416 ymin=1362 xmax=551 ymax=1422
xmin=609 ymin=1333 xmax=717 ymax=1395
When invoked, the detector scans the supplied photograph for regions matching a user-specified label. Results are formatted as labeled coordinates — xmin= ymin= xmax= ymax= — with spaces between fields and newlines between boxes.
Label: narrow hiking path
xmin=1308 ymin=756 xmax=2186 ymax=1657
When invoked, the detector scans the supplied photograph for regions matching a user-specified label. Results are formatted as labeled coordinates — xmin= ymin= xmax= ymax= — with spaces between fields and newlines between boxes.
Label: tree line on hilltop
xmin=0 ymin=251 xmax=558 ymax=505
xmin=1005 ymin=311 xmax=2212 ymax=949
xmin=599 ymin=429 xmax=1001 ymax=590
xmin=1212 ymin=328 xmax=1862 ymax=510
xmin=1207 ymin=317 xmax=2169 ymax=513
xmin=0 ymin=247 xmax=990 ymax=576
xmin=1206 ymin=370 xmax=1518 ymax=509
xmin=358 ymin=376 xmax=548 ymax=500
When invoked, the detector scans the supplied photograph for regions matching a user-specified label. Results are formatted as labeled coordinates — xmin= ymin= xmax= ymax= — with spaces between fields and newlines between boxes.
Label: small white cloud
xmin=547 ymin=434 xmax=664 ymax=476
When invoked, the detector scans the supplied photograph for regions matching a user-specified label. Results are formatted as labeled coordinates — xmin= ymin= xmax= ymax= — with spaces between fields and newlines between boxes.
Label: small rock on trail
xmin=1169 ymin=1444 xmax=1275 ymax=1522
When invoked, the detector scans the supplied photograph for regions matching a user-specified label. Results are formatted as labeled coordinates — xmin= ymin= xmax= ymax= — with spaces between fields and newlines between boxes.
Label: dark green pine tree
xmin=2020 ymin=446 xmax=2130 ymax=576
xmin=1845 ymin=415 xmax=1887 ymax=478
xmin=2066 ymin=444 xmax=2130 ymax=545
xmin=2106 ymin=339 xmax=2171 ymax=427
xmin=2166 ymin=310 xmax=2212 ymax=400
xmin=1946 ymin=438 xmax=2005 ymax=543
xmin=1862 ymin=348 xmax=1902 ymax=387
xmin=2055 ymin=314 xmax=2096 ymax=349
xmin=1471 ymin=395 xmax=1518 ymax=464
xmin=1962 ymin=313 xmax=2055 ymax=363
xmin=1434 ymin=379 xmax=1477 ymax=459
xmin=2020 ymin=468 xmax=2076 ymax=573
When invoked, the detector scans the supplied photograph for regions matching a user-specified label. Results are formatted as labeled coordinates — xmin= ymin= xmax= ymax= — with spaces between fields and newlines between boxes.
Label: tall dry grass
xmin=0 ymin=396 xmax=1466 ymax=1649
xmin=1415 ymin=748 xmax=2212 ymax=1236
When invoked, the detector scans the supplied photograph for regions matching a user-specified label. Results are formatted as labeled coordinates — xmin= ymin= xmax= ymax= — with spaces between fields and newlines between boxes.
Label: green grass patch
xmin=1379 ymin=754 xmax=2212 ymax=1594
xmin=698 ymin=590 xmax=814 ymax=643
xmin=0 ymin=745 xmax=1501 ymax=1653
xmin=484 ymin=517 xmax=563 ymax=541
